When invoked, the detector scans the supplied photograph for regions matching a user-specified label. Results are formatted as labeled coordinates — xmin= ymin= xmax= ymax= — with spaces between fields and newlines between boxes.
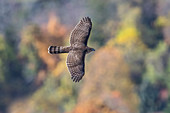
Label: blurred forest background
xmin=0 ymin=0 xmax=170 ymax=113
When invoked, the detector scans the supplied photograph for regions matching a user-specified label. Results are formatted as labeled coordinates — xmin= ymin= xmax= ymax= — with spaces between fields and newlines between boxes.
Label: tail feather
xmin=48 ymin=46 xmax=70 ymax=54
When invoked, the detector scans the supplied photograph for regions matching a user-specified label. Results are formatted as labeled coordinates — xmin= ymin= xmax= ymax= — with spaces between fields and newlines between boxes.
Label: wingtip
xmin=81 ymin=16 xmax=91 ymax=23
xmin=71 ymin=75 xmax=82 ymax=83
xmin=86 ymin=16 xmax=90 ymax=19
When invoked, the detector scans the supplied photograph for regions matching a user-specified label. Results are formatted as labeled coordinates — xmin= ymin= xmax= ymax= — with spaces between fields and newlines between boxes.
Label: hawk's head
xmin=86 ymin=47 xmax=95 ymax=54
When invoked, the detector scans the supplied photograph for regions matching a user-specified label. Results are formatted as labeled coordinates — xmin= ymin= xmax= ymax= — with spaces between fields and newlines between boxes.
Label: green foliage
xmin=156 ymin=16 xmax=170 ymax=27
xmin=138 ymin=42 xmax=170 ymax=113
xmin=137 ymin=0 xmax=163 ymax=48
xmin=0 ymin=34 xmax=21 ymax=83
xmin=0 ymin=34 xmax=27 ymax=112
xmin=0 ymin=35 xmax=9 ymax=83
xmin=87 ymin=0 xmax=118 ymax=47
xmin=20 ymin=26 xmax=42 ymax=82
xmin=30 ymin=72 xmax=79 ymax=113
xmin=144 ymin=42 xmax=170 ymax=83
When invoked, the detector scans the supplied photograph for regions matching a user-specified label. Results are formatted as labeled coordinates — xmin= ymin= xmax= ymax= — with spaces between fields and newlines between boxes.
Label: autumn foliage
xmin=0 ymin=0 xmax=170 ymax=113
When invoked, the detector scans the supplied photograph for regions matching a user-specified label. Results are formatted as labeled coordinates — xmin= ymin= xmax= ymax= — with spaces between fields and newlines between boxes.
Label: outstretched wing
xmin=70 ymin=17 xmax=92 ymax=46
xmin=66 ymin=50 xmax=85 ymax=82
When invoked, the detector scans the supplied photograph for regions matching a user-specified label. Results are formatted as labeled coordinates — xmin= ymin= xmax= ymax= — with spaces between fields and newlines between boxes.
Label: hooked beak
xmin=92 ymin=48 xmax=95 ymax=51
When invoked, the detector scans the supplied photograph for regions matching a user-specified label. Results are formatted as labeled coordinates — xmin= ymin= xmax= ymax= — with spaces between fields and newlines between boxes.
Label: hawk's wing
xmin=70 ymin=17 xmax=92 ymax=46
xmin=66 ymin=50 xmax=85 ymax=82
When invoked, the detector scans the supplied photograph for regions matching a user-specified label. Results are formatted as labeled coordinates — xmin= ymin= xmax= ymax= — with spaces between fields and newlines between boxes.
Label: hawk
xmin=48 ymin=17 xmax=95 ymax=82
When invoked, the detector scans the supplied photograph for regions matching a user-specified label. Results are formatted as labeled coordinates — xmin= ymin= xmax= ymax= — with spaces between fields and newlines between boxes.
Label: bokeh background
xmin=0 ymin=0 xmax=170 ymax=113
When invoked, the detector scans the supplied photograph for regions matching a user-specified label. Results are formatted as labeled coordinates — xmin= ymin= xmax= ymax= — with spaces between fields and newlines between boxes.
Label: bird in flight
xmin=48 ymin=17 xmax=95 ymax=82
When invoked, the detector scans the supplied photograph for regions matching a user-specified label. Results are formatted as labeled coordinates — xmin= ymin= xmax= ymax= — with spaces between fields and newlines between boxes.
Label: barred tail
xmin=48 ymin=46 xmax=71 ymax=54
